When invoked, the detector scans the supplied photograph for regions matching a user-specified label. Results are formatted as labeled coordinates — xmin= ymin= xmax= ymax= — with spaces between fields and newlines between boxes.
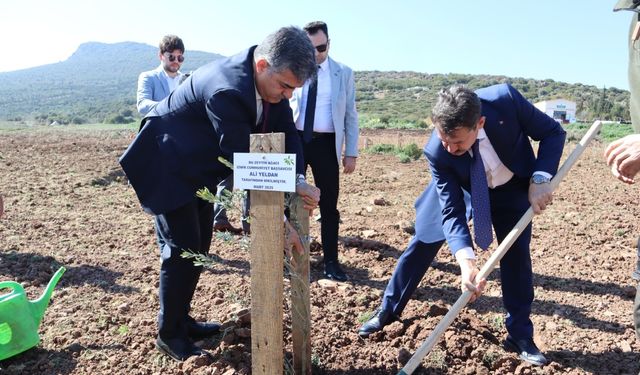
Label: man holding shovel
xmin=359 ymin=84 xmax=565 ymax=366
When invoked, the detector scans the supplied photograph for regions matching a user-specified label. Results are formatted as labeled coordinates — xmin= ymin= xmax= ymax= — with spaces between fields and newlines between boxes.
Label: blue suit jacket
xmin=120 ymin=46 xmax=304 ymax=215
xmin=136 ymin=66 xmax=186 ymax=116
xmin=415 ymin=83 xmax=566 ymax=251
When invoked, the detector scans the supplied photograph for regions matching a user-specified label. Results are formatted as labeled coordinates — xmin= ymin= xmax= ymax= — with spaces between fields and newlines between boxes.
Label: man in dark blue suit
xmin=359 ymin=84 xmax=566 ymax=366
xmin=120 ymin=27 xmax=320 ymax=362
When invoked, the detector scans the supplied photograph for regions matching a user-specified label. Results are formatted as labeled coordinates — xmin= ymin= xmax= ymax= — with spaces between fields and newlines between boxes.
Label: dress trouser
xmin=380 ymin=176 xmax=535 ymax=340
xmin=154 ymin=198 xmax=214 ymax=339
xmin=302 ymin=133 xmax=340 ymax=262
xmin=628 ymin=13 xmax=640 ymax=133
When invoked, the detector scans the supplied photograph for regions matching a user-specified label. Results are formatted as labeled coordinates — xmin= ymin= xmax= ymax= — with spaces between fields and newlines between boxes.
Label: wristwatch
xmin=530 ymin=174 xmax=551 ymax=184
xmin=296 ymin=174 xmax=306 ymax=186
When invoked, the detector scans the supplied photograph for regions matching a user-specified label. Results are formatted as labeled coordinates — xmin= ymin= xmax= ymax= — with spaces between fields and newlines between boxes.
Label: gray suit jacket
xmin=136 ymin=65 xmax=185 ymax=116
xmin=290 ymin=57 xmax=359 ymax=164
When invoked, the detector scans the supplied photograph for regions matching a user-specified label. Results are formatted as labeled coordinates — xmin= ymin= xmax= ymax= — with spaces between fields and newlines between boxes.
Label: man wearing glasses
xmin=136 ymin=34 xmax=187 ymax=116
xmin=290 ymin=21 xmax=359 ymax=281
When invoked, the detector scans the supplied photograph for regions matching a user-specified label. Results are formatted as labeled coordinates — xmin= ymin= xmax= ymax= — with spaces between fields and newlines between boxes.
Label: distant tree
xmin=71 ymin=117 xmax=86 ymax=124
xmin=106 ymin=114 xmax=126 ymax=124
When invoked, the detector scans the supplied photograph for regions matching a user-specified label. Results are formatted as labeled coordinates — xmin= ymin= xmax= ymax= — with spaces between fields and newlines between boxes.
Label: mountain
xmin=0 ymin=42 xmax=630 ymax=125
xmin=0 ymin=41 xmax=223 ymax=124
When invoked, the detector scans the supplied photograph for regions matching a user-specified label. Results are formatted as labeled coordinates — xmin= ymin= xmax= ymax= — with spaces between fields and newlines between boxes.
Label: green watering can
xmin=0 ymin=266 xmax=65 ymax=360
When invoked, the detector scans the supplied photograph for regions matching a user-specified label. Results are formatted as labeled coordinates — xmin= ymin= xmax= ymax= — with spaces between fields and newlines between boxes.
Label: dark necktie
xmin=470 ymin=140 xmax=493 ymax=250
xmin=260 ymin=100 xmax=270 ymax=133
xmin=302 ymin=74 xmax=318 ymax=143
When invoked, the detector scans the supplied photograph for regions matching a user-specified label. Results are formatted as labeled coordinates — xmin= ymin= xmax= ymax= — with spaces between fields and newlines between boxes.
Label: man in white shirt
xmin=136 ymin=35 xmax=187 ymax=116
xmin=290 ymin=21 xmax=358 ymax=281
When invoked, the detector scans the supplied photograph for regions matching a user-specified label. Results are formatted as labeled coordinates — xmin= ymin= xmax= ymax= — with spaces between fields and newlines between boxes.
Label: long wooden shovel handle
xmin=398 ymin=120 xmax=603 ymax=375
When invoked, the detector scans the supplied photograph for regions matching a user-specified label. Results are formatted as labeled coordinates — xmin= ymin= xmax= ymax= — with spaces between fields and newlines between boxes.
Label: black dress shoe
xmin=504 ymin=335 xmax=548 ymax=366
xmin=156 ymin=336 xmax=202 ymax=362
xmin=324 ymin=260 xmax=348 ymax=282
xmin=214 ymin=222 xmax=243 ymax=234
xmin=358 ymin=308 xmax=398 ymax=337
xmin=187 ymin=320 xmax=222 ymax=341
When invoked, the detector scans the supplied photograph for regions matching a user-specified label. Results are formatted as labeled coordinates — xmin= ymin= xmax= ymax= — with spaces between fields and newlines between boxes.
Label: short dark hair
xmin=431 ymin=85 xmax=482 ymax=135
xmin=254 ymin=26 xmax=317 ymax=83
xmin=159 ymin=35 xmax=184 ymax=54
xmin=303 ymin=21 xmax=329 ymax=38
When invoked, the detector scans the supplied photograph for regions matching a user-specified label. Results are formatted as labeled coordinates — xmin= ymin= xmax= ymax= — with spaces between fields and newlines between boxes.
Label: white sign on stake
xmin=233 ymin=153 xmax=296 ymax=192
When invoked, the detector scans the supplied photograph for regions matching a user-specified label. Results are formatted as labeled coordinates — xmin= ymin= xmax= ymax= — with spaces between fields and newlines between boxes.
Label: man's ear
xmin=255 ymin=58 xmax=269 ymax=74
xmin=477 ymin=116 xmax=486 ymax=130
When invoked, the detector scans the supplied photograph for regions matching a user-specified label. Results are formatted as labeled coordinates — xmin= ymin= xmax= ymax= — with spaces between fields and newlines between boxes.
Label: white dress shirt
xmin=475 ymin=129 xmax=514 ymax=188
xmin=255 ymin=86 xmax=263 ymax=126
xmin=455 ymin=129 xmax=511 ymax=261
xmin=163 ymin=70 xmax=181 ymax=94
xmin=295 ymin=59 xmax=334 ymax=133
xmin=454 ymin=128 xmax=551 ymax=261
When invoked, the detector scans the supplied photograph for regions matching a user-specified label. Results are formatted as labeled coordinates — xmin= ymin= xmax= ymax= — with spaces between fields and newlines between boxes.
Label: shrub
xmin=397 ymin=153 xmax=412 ymax=163
xmin=365 ymin=144 xmax=396 ymax=154
xmin=398 ymin=143 xmax=422 ymax=160
xmin=365 ymin=143 xmax=423 ymax=163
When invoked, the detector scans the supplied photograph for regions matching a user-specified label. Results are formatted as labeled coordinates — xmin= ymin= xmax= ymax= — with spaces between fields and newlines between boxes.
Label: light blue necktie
xmin=470 ymin=140 xmax=493 ymax=250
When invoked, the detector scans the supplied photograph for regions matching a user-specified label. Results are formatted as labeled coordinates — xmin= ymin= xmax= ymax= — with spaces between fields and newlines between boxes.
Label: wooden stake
xmin=398 ymin=121 xmax=603 ymax=375
xmin=250 ymin=133 xmax=285 ymax=375
xmin=289 ymin=195 xmax=312 ymax=374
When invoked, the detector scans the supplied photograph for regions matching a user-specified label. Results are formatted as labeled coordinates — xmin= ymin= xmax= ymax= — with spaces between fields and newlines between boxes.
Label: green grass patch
xmin=116 ymin=324 xmax=129 ymax=335
xmin=359 ymin=114 xmax=428 ymax=130
xmin=0 ymin=121 xmax=138 ymax=133
xmin=564 ymin=121 xmax=634 ymax=143
xmin=364 ymin=143 xmax=423 ymax=163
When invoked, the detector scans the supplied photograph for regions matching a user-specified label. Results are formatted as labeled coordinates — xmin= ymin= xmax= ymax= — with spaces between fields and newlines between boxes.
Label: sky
xmin=0 ymin=0 xmax=632 ymax=90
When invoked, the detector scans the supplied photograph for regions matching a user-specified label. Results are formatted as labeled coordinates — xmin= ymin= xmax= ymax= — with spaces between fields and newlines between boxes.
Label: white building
xmin=534 ymin=99 xmax=577 ymax=124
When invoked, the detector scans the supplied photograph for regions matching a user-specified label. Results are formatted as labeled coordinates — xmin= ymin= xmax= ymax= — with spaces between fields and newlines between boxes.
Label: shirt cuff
xmin=454 ymin=246 xmax=476 ymax=262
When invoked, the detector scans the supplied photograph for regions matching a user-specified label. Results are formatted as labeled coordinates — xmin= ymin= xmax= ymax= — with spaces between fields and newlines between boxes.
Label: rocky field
xmin=0 ymin=126 xmax=639 ymax=374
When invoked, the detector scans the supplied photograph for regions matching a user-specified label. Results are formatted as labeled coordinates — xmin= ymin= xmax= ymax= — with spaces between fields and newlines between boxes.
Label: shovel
xmin=398 ymin=120 xmax=603 ymax=375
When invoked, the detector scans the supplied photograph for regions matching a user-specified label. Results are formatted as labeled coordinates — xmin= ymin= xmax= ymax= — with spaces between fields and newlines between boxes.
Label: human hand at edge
xmin=458 ymin=258 xmax=486 ymax=303
xmin=528 ymin=182 xmax=553 ymax=214
xmin=604 ymin=134 xmax=640 ymax=184
xmin=295 ymin=182 xmax=320 ymax=212
xmin=342 ymin=156 xmax=357 ymax=174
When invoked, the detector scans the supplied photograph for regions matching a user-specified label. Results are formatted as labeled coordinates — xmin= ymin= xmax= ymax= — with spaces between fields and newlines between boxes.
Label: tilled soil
xmin=0 ymin=127 xmax=639 ymax=374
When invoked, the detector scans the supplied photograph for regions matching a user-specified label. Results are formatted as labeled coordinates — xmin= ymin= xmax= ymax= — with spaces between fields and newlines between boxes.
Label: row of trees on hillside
xmin=355 ymin=72 xmax=630 ymax=128
xmin=6 ymin=71 xmax=630 ymax=126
